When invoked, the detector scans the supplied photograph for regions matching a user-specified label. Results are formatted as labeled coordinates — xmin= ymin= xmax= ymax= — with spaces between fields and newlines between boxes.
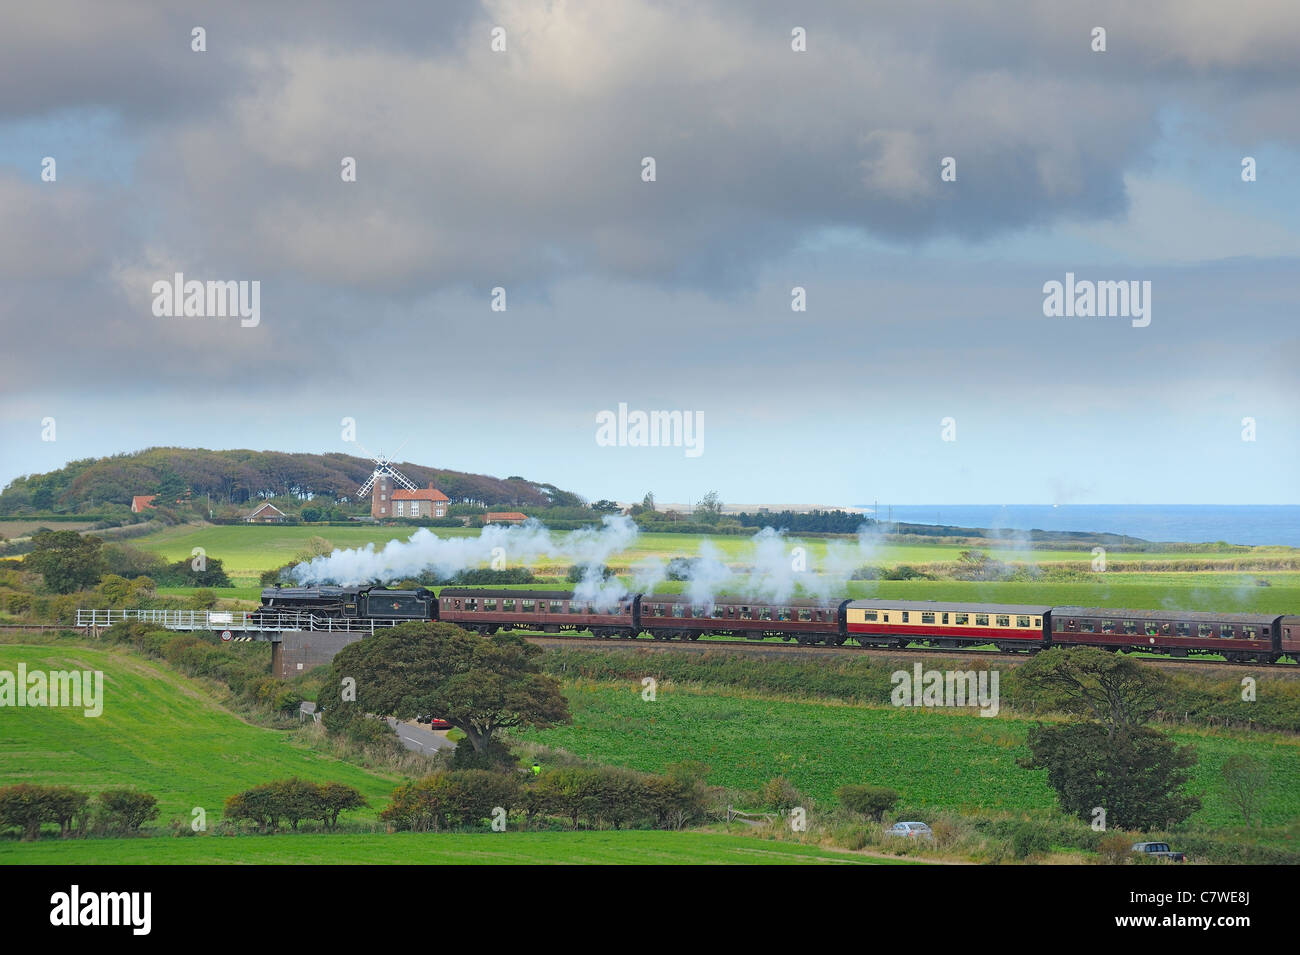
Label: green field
xmin=129 ymin=524 xmax=1294 ymax=575
xmin=0 ymin=644 xmax=399 ymax=822
xmin=516 ymin=682 xmax=1300 ymax=829
xmin=114 ymin=524 xmax=1300 ymax=615
xmin=0 ymin=829 xmax=902 ymax=864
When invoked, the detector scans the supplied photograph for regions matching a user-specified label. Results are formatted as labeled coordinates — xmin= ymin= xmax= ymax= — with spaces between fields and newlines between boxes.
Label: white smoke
xmin=289 ymin=513 xmax=885 ymax=612
xmin=290 ymin=515 xmax=639 ymax=589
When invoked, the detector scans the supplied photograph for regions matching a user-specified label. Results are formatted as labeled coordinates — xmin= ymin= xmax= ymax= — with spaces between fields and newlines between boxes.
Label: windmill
xmin=355 ymin=441 xmax=418 ymax=498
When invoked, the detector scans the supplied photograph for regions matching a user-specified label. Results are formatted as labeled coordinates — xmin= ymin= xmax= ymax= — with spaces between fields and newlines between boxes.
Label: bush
xmin=837 ymin=784 xmax=899 ymax=822
xmin=761 ymin=776 xmax=805 ymax=815
xmin=1010 ymin=821 xmax=1052 ymax=859
xmin=0 ymin=784 xmax=90 ymax=840
xmin=1098 ymin=831 xmax=1132 ymax=865
xmin=382 ymin=771 xmax=519 ymax=831
xmin=95 ymin=789 xmax=159 ymax=834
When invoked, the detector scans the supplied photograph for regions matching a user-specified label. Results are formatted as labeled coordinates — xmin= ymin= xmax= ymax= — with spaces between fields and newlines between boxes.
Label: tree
xmin=0 ymin=784 xmax=55 ymax=840
xmin=322 ymin=623 xmax=569 ymax=755
xmin=1014 ymin=647 xmax=1173 ymax=735
xmin=1220 ymin=754 xmax=1269 ymax=828
xmin=272 ymin=778 xmax=321 ymax=831
xmin=25 ymin=529 xmax=104 ymax=593
xmin=591 ymin=499 xmax=621 ymax=514
xmin=695 ymin=491 xmax=722 ymax=525
xmin=641 ymin=491 xmax=656 ymax=513
xmin=96 ymin=789 xmax=159 ymax=833
xmin=317 ymin=782 xmax=367 ymax=831
xmin=1019 ymin=722 xmax=1200 ymax=830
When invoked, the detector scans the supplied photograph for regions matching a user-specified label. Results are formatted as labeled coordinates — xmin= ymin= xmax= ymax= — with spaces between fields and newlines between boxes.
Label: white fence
xmin=75 ymin=609 xmax=408 ymax=634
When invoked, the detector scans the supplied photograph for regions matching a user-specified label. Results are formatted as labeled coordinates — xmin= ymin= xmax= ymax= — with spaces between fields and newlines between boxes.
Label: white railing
xmin=75 ymin=609 xmax=412 ymax=634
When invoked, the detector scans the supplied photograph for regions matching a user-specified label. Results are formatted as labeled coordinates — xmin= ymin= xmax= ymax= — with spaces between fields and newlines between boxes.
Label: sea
xmin=865 ymin=505 xmax=1300 ymax=548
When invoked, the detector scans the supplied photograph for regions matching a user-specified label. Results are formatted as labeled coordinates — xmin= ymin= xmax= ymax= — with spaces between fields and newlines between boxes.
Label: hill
xmin=0 ymin=643 xmax=399 ymax=822
xmin=0 ymin=447 xmax=581 ymax=515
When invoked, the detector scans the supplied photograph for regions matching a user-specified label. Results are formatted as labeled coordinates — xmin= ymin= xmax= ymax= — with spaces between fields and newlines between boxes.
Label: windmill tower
xmin=356 ymin=447 xmax=417 ymax=519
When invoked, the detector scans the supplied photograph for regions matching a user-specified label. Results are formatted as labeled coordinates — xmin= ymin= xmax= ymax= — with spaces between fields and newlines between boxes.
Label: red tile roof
xmin=392 ymin=484 xmax=449 ymax=502
xmin=485 ymin=512 xmax=528 ymax=522
xmin=131 ymin=495 xmax=156 ymax=511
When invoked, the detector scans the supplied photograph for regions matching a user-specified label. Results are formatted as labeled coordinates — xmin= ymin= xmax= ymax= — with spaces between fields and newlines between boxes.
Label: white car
xmin=887 ymin=821 xmax=933 ymax=839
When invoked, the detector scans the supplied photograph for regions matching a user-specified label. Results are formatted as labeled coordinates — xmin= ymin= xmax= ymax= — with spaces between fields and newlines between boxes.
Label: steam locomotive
xmin=254 ymin=585 xmax=1300 ymax=663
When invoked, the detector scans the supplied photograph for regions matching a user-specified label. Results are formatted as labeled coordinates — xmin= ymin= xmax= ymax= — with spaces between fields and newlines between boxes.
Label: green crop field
xmin=0 ymin=644 xmax=399 ymax=822
xmin=125 ymin=523 xmax=1295 ymax=578
xmin=0 ymin=829 xmax=902 ymax=864
xmin=516 ymin=682 xmax=1300 ymax=830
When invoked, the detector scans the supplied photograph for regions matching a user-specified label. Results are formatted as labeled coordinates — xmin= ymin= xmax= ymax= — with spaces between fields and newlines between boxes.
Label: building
xmin=130 ymin=495 xmax=157 ymax=513
xmin=243 ymin=502 xmax=287 ymax=524
xmin=392 ymin=484 xmax=450 ymax=519
xmin=484 ymin=511 xmax=528 ymax=525
xmin=372 ymin=478 xmax=449 ymax=519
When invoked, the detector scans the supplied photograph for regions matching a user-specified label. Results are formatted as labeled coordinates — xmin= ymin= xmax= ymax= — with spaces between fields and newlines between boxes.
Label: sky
xmin=0 ymin=1 xmax=1297 ymax=508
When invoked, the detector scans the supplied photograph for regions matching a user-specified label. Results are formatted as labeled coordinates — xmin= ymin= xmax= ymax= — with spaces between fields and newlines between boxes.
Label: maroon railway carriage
xmin=436 ymin=588 xmax=636 ymax=638
xmin=845 ymin=600 xmax=1050 ymax=650
xmin=637 ymin=594 xmax=848 ymax=643
xmin=1282 ymin=617 xmax=1300 ymax=661
xmin=1050 ymin=607 xmax=1281 ymax=662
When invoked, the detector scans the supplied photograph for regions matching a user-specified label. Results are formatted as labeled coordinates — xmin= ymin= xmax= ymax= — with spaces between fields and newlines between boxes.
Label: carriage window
xmin=776 ymin=608 xmax=787 ymax=621
xmin=521 ymin=599 xmax=535 ymax=613
xmin=996 ymin=615 xmax=1010 ymax=627
xmin=727 ymin=607 xmax=735 ymax=618
xmin=693 ymin=606 xmax=708 ymax=618
xmin=550 ymin=601 xmax=563 ymax=613
xmin=954 ymin=613 xmax=968 ymax=625
xmin=1176 ymin=623 xmax=1190 ymax=636
xmin=484 ymin=598 xmax=497 ymax=611
xmin=1198 ymin=624 xmax=1214 ymax=638
xmin=976 ymin=614 xmax=988 ymax=626
xmin=883 ymin=614 xmax=890 ymax=623
xmin=713 ymin=606 xmax=726 ymax=618
xmin=902 ymin=612 xmax=910 ymax=623
xmin=800 ymin=609 xmax=812 ymax=621
xmin=942 ymin=613 xmax=949 ymax=625
xmin=1122 ymin=620 xmax=1137 ymax=634
xmin=1017 ymin=616 xmax=1031 ymax=628
xmin=672 ymin=604 xmax=685 ymax=618
xmin=759 ymin=608 xmax=772 ymax=621
xmin=1033 ymin=618 xmax=1042 ymax=628
xmin=1100 ymin=619 xmax=1113 ymax=633
xmin=1079 ymin=621 xmax=1095 ymax=633
xmin=1242 ymin=626 xmax=1256 ymax=640
xmin=1218 ymin=625 xmax=1233 ymax=639
xmin=503 ymin=599 xmax=515 ymax=612
xmin=921 ymin=612 xmax=935 ymax=624
xmin=740 ymin=607 xmax=752 ymax=620
xmin=864 ymin=611 xmax=878 ymax=622
xmin=465 ymin=599 xmax=478 ymax=612
xmin=454 ymin=600 xmax=462 ymax=610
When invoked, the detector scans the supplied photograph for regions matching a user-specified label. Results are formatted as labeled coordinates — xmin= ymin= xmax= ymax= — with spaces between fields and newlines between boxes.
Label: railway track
xmin=4 ymin=621 xmax=1295 ymax=671
xmin=524 ymin=633 xmax=1300 ymax=671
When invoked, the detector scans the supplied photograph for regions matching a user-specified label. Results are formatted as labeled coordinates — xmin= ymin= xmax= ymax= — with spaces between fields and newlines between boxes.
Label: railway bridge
xmin=74 ymin=609 xmax=407 ymax=678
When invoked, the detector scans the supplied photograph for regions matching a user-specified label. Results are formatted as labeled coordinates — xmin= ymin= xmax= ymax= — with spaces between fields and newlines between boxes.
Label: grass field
xmin=128 ymin=524 xmax=1295 ymax=576
xmin=0 ymin=644 xmax=399 ymax=822
xmin=118 ymin=524 xmax=1300 ymax=615
xmin=0 ymin=829 xmax=902 ymax=864
xmin=516 ymin=682 xmax=1300 ymax=830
